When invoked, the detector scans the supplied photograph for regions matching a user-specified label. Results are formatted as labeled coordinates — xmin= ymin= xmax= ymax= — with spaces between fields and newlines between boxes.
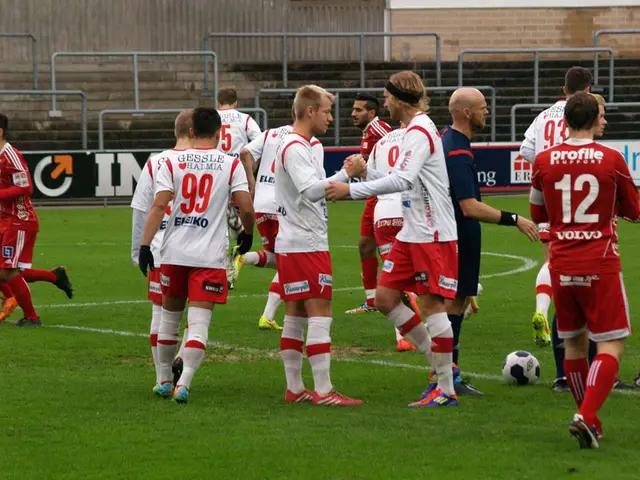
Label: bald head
xmin=449 ymin=88 xmax=488 ymax=134
xmin=174 ymin=109 xmax=193 ymax=139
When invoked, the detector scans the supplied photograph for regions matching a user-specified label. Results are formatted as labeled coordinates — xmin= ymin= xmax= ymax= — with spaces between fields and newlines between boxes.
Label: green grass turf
xmin=1 ymin=197 xmax=640 ymax=479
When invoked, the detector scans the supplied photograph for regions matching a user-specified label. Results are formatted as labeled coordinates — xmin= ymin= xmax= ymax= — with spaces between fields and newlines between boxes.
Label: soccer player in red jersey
xmin=344 ymin=93 xmax=392 ymax=314
xmin=529 ymin=92 xmax=640 ymax=448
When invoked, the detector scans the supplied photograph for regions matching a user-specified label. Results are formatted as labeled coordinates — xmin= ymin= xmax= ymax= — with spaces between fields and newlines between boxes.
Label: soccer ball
xmin=502 ymin=351 xmax=540 ymax=385
xmin=226 ymin=202 xmax=242 ymax=232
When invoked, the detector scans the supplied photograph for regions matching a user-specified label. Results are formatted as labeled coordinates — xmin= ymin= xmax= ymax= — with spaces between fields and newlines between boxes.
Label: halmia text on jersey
xmin=176 ymin=153 xmax=226 ymax=171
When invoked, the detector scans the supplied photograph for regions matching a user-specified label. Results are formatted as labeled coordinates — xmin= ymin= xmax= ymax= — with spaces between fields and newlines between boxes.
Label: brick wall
xmin=390 ymin=7 xmax=640 ymax=61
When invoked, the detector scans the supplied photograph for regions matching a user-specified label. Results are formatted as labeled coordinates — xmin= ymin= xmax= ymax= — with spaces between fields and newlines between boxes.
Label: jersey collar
xmin=363 ymin=117 xmax=380 ymax=134
xmin=565 ymin=138 xmax=594 ymax=146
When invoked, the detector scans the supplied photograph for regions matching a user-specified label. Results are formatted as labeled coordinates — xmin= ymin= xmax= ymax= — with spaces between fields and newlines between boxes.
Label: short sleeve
xmin=395 ymin=126 xmax=433 ymax=186
xmin=447 ymin=155 xmax=475 ymax=201
xmin=230 ymin=158 xmax=249 ymax=194
xmin=284 ymin=142 xmax=320 ymax=193
xmin=245 ymin=130 xmax=268 ymax=161
xmin=246 ymin=116 xmax=262 ymax=142
xmin=131 ymin=159 xmax=155 ymax=212
xmin=155 ymin=160 xmax=175 ymax=196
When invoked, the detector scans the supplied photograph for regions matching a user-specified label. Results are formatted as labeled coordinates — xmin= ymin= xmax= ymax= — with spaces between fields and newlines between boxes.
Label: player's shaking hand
xmin=138 ymin=245 xmax=155 ymax=276
xmin=516 ymin=216 xmax=539 ymax=242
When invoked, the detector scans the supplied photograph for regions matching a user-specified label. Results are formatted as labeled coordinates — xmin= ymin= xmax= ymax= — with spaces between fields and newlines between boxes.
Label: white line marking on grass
xmin=35 ymin=252 xmax=536 ymax=310
xmin=48 ymin=324 xmax=640 ymax=397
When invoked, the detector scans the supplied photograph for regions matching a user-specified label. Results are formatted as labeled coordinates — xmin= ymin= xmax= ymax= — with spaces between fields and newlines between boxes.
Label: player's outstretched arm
xmin=458 ymin=198 xmax=538 ymax=241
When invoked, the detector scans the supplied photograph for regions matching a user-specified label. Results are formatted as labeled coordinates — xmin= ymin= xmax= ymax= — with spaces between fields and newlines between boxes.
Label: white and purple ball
xmin=502 ymin=351 xmax=540 ymax=385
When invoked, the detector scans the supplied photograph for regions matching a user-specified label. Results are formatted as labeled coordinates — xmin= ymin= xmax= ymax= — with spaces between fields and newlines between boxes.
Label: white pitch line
xmin=34 ymin=252 xmax=537 ymax=310
xmin=47 ymin=323 xmax=640 ymax=397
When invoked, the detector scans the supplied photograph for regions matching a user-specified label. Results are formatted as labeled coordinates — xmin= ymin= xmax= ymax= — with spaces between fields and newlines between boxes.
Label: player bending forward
xmin=328 ymin=71 xmax=460 ymax=407
xmin=276 ymin=85 xmax=362 ymax=406
xmin=530 ymin=92 xmax=640 ymax=448
xmin=131 ymin=110 xmax=193 ymax=387
xmin=139 ymin=108 xmax=254 ymax=404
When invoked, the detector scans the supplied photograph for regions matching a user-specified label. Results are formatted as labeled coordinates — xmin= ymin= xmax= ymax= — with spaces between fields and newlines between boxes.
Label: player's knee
xmin=358 ymin=236 xmax=377 ymax=257
xmin=374 ymin=291 xmax=395 ymax=315
xmin=596 ymin=339 xmax=625 ymax=361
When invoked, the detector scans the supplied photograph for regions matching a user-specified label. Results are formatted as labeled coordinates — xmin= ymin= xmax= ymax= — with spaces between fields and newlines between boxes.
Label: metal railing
xmin=50 ymin=51 xmax=219 ymax=113
xmin=0 ymin=89 xmax=87 ymax=149
xmin=458 ymin=48 xmax=615 ymax=103
xmin=256 ymin=86 xmax=496 ymax=145
xmin=593 ymin=29 xmax=640 ymax=86
xmin=97 ymin=107 xmax=268 ymax=151
xmin=204 ymin=32 xmax=441 ymax=90
xmin=0 ymin=33 xmax=38 ymax=89
xmin=510 ymin=102 xmax=640 ymax=142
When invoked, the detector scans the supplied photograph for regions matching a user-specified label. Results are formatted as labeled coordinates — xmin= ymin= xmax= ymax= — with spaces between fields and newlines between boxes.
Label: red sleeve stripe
xmin=371 ymin=121 xmax=389 ymax=138
xmin=229 ymin=158 xmax=240 ymax=186
xmin=280 ymin=140 xmax=305 ymax=171
xmin=5 ymin=145 xmax=25 ymax=172
xmin=448 ymin=149 xmax=474 ymax=159
xmin=166 ymin=159 xmax=174 ymax=182
xmin=146 ymin=159 xmax=154 ymax=180
xmin=245 ymin=115 xmax=251 ymax=131
xmin=407 ymin=125 xmax=435 ymax=154
xmin=310 ymin=140 xmax=321 ymax=147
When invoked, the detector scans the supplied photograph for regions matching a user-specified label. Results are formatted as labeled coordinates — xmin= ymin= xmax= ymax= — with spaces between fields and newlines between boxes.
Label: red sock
xmin=21 ymin=268 xmax=57 ymax=283
xmin=0 ymin=282 xmax=13 ymax=298
xmin=361 ymin=256 xmax=378 ymax=307
xmin=6 ymin=275 xmax=38 ymax=319
xmin=564 ymin=357 xmax=589 ymax=408
xmin=579 ymin=353 xmax=619 ymax=425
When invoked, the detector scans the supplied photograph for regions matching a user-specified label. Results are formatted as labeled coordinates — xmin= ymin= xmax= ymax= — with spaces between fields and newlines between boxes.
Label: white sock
xmin=395 ymin=328 xmax=403 ymax=341
xmin=177 ymin=307 xmax=211 ymax=390
xmin=263 ymin=273 xmax=282 ymax=320
xmin=244 ymin=252 xmax=261 ymax=266
xmin=280 ymin=315 xmax=307 ymax=393
xmin=535 ymin=262 xmax=552 ymax=317
xmin=365 ymin=289 xmax=376 ymax=303
xmin=426 ymin=312 xmax=455 ymax=396
xmin=176 ymin=321 xmax=189 ymax=361
xmin=306 ymin=316 xmax=333 ymax=395
xmin=150 ymin=303 xmax=162 ymax=384
xmin=388 ymin=303 xmax=431 ymax=357
xmin=156 ymin=308 xmax=183 ymax=384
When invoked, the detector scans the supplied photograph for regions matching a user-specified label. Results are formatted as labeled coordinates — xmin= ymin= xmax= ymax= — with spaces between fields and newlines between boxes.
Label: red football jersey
xmin=0 ymin=143 xmax=38 ymax=229
xmin=530 ymin=139 xmax=639 ymax=274
xmin=360 ymin=117 xmax=392 ymax=161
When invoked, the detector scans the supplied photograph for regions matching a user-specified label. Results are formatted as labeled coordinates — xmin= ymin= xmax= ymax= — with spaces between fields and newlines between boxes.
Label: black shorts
xmin=456 ymin=227 xmax=481 ymax=298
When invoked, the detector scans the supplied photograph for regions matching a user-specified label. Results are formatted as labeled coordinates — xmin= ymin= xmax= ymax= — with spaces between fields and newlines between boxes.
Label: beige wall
xmin=390 ymin=7 xmax=640 ymax=61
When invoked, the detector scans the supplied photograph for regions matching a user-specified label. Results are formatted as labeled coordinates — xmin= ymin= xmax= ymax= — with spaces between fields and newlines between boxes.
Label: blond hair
xmin=293 ymin=85 xmax=335 ymax=120
xmin=590 ymin=93 xmax=605 ymax=106
xmin=174 ymin=109 xmax=193 ymax=139
xmin=388 ymin=71 xmax=430 ymax=113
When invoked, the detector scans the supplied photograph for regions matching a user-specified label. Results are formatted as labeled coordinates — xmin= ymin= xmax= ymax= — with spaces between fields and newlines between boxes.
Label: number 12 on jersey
xmin=554 ymin=173 xmax=599 ymax=223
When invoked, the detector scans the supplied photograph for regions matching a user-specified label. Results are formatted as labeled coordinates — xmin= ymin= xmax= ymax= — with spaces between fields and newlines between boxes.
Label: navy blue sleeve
xmin=446 ymin=153 xmax=476 ymax=201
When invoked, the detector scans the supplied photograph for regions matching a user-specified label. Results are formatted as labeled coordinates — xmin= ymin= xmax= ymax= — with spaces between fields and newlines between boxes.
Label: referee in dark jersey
xmin=442 ymin=88 xmax=539 ymax=396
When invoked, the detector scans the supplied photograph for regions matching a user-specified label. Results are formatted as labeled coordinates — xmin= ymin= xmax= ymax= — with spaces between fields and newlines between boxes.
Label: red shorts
xmin=539 ymin=222 xmax=550 ymax=243
xmin=0 ymin=227 xmax=37 ymax=270
xmin=148 ymin=268 xmax=162 ymax=304
xmin=360 ymin=197 xmax=378 ymax=238
xmin=256 ymin=212 xmax=279 ymax=252
xmin=276 ymin=251 xmax=332 ymax=301
xmin=378 ymin=240 xmax=458 ymax=299
xmin=374 ymin=218 xmax=403 ymax=260
xmin=160 ymin=264 xmax=229 ymax=304
xmin=552 ymin=270 xmax=631 ymax=342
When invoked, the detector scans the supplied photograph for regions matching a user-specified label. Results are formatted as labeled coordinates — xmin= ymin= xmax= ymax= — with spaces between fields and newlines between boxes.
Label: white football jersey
xmin=521 ymin=99 xmax=568 ymax=159
xmin=394 ymin=113 xmax=457 ymax=244
xmin=218 ymin=109 xmax=262 ymax=158
xmin=369 ymin=128 xmax=406 ymax=223
xmin=130 ymin=149 xmax=181 ymax=262
xmin=246 ymin=124 xmax=294 ymax=214
xmin=155 ymin=148 xmax=249 ymax=268
xmin=274 ymin=133 xmax=327 ymax=253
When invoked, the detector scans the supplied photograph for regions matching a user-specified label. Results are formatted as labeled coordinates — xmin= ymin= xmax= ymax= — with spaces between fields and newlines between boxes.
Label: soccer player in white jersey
xmin=216 ymin=87 xmax=262 ymax=287
xmin=520 ymin=67 xmax=592 ymax=351
xmin=366 ymin=126 xmax=423 ymax=352
xmin=235 ymin=120 xmax=326 ymax=331
xmin=327 ymin=71 xmax=460 ymax=407
xmin=275 ymin=85 xmax=362 ymax=406
xmin=131 ymin=110 xmax=194 ymax=388
xmin=138 ymin=108 xmax=254 ymax=404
